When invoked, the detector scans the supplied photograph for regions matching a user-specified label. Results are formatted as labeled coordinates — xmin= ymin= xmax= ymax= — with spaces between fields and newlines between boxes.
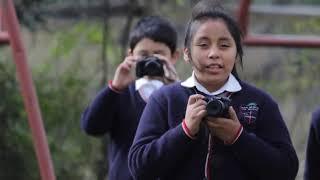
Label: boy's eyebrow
xmin=153 ymin=50 xmax=165 ymax=54
xmin=136 ymin=50 xmax=148 ymax=54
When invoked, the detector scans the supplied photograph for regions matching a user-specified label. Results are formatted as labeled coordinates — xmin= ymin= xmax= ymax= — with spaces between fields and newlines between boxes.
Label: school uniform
xmin=81 ymin=78 xmax=163 ymax=180
xmin=304 ymin=107 xmax=320 ymax=180
xmin=128 ymin=74 xmax=299 ymax=180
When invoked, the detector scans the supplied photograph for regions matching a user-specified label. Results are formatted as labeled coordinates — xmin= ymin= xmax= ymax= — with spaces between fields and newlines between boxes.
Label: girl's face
xmin=184 ymin=19 xmax=237 ymax=92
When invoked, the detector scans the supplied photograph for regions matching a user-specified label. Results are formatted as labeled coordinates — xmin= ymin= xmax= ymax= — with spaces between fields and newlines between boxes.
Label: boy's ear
xmin=127 ymin=49 xmax=133 ymax=56
xmin=183 ymin=48 xmax=191 ymax=63
xmin=170 ymin=49 xmax=180 ymax=65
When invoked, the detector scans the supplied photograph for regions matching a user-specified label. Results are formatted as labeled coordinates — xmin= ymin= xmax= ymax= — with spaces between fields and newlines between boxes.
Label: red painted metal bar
xmin=0 ymin=31 xmax=9 ymax=44
xmin=2 ymin=0 xmax=56 ymax=180
xmin=236 ymin=0 xmax=251 ymax=36
xmin=237 ymin=0 xmax=320 ymax=48
xmin=0 ymin=5 xmax=9 ymax=44
xmin=244 ymin=35 xmax=320 ymax=48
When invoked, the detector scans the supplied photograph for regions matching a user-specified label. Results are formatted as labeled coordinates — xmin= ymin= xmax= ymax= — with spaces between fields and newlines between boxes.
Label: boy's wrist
xmin=108 ymin=80 xmax=124 ymax=93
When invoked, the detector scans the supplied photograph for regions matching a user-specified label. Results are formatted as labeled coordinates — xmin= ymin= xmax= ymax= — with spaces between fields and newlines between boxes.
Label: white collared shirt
xmin=181 ymin=72 xmax=242 ymax=95
xmin=136 ymin=78 xmax=164 ymax=101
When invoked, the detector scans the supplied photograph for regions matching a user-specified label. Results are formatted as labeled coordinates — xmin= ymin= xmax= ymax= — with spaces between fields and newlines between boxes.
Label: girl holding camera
xmin=128 ymin=1 xmax=298 ymax=180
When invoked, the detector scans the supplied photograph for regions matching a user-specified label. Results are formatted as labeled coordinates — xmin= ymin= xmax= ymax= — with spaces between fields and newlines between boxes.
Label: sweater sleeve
xmin=128 ymin=93 xmax=197 ymax=179
xmin=230 ymin=99 xmax=299 ymax=180
xmin=304 ymin=108 xmax=320 ymax=180
xmin=81 ymin=86 xmax=121 ymax=136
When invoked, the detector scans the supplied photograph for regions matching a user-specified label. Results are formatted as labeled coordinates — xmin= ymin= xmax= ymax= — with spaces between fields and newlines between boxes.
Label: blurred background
xmin=1 ymin=0 xmax=320 ymax=179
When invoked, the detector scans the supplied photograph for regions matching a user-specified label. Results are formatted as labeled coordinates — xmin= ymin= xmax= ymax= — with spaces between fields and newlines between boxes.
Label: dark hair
xmin=129 ymin=16 xmax=178 ymax=54
xmin=184 ymin=4 xmax=243 ymax=79
xmin=191 ymin=0 xmax=224 ymax=18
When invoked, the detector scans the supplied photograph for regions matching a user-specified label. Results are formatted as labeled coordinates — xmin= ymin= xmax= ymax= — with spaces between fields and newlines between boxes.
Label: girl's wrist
xmin=224 ymin=124 xmax=243 ymax=145
xmin=182 ymin=119 xmax=197 ymax=139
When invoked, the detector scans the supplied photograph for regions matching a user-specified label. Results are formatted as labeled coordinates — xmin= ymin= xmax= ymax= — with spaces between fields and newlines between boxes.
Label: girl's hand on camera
xmin=206 ymin=106 xmax=242 ymax=144
xmin=184 ymin=94 xmax=207 ymax=136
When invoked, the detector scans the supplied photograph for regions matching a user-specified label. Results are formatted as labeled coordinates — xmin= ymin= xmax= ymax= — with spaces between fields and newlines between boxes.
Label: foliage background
xmin=1 ymin=0 xmax=320 ymax=179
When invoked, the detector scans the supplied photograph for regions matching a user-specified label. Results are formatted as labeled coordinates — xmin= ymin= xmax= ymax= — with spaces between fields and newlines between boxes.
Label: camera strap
xmin=192 ymin=86 xmax=233 ymax=99
xmin=191 ymin=86 xmax=233 ymax=180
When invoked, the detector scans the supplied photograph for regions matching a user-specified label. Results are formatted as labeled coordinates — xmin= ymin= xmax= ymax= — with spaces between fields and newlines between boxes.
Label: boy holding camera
xmin=81 ymin=16 xmax=179 ymax=180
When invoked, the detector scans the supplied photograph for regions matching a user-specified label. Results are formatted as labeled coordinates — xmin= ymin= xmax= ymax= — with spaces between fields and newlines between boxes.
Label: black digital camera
xmin=205 ymin=96 xmax=231 ymax=118
xmin=135 ymin=56 xmax=165 ymax=78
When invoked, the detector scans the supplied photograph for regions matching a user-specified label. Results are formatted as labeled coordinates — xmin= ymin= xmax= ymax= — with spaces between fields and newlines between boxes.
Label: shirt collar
xmin=135 ymin=78 xmax=164 ymax=91
xmin=181 ymin=72 xmax=242 ymax=96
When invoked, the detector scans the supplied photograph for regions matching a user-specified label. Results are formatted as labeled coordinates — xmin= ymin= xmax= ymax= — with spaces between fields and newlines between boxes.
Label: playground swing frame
xmin=237 ymin=0 xmax=320 ymax=48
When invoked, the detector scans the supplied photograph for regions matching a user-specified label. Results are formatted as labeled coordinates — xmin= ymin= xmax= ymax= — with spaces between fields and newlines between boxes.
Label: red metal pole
xmin=0 ymin=31 xmax=9 ymax=44
xmin=237 ymin=0 xmax=251 ymax=36
xmin=3 ymin=0 xmax=56 ymax=180
xmin=244 ymin=35 xmax=320 ymax=48
xmin=0 ymin=5 xmax=9 ymax=44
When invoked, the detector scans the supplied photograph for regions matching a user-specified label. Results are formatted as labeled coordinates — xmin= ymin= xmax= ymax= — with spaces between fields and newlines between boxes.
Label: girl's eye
xmin=197 ymin=43 xmax=208 ymax=48
xmin=220 ymin=44 xmax=230 ymax=48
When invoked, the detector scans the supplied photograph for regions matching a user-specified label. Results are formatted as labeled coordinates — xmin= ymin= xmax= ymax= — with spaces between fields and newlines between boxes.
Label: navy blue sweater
xmin=129 ymin=81 xmax=298 ymax=180
xmin=81 ymin=83 xmax=145 ymax=180
xmin=304 ymin=107 xmax=320 ymax=180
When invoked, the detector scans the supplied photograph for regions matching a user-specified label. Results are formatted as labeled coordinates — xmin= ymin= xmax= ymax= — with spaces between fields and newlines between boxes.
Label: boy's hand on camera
xmin=112 ymin=56 xmax=137 ymax=90
xmin=206 ymin=107 xmax=242 ymax=143
xmin=184 ymin=94 xmax=207 ymax=136
xmin=152 ymin=54 xmax=179 ymax=84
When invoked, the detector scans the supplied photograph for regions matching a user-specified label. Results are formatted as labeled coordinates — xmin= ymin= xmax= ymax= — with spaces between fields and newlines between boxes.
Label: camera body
xmin=135 ymin=56 xmax=165 ymax=78
xmin=205 ymin=96 xmax=231 ymax=118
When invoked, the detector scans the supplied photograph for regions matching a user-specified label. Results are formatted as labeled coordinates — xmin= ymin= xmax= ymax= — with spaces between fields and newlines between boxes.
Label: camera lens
xmin=206 ymin=100 xmax=224 ymax=117
xmin=135 ymin=56 xmax=164 ymax=77
xmin=144 ymin=59 xmax=164 ymax=76
xmin=205 ymin=96 xmax=231 ymax=118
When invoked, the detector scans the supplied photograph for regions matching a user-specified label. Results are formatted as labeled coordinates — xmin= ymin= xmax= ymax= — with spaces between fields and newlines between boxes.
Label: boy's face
xmin=130 ymin=38 xmax=174 ymax=63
